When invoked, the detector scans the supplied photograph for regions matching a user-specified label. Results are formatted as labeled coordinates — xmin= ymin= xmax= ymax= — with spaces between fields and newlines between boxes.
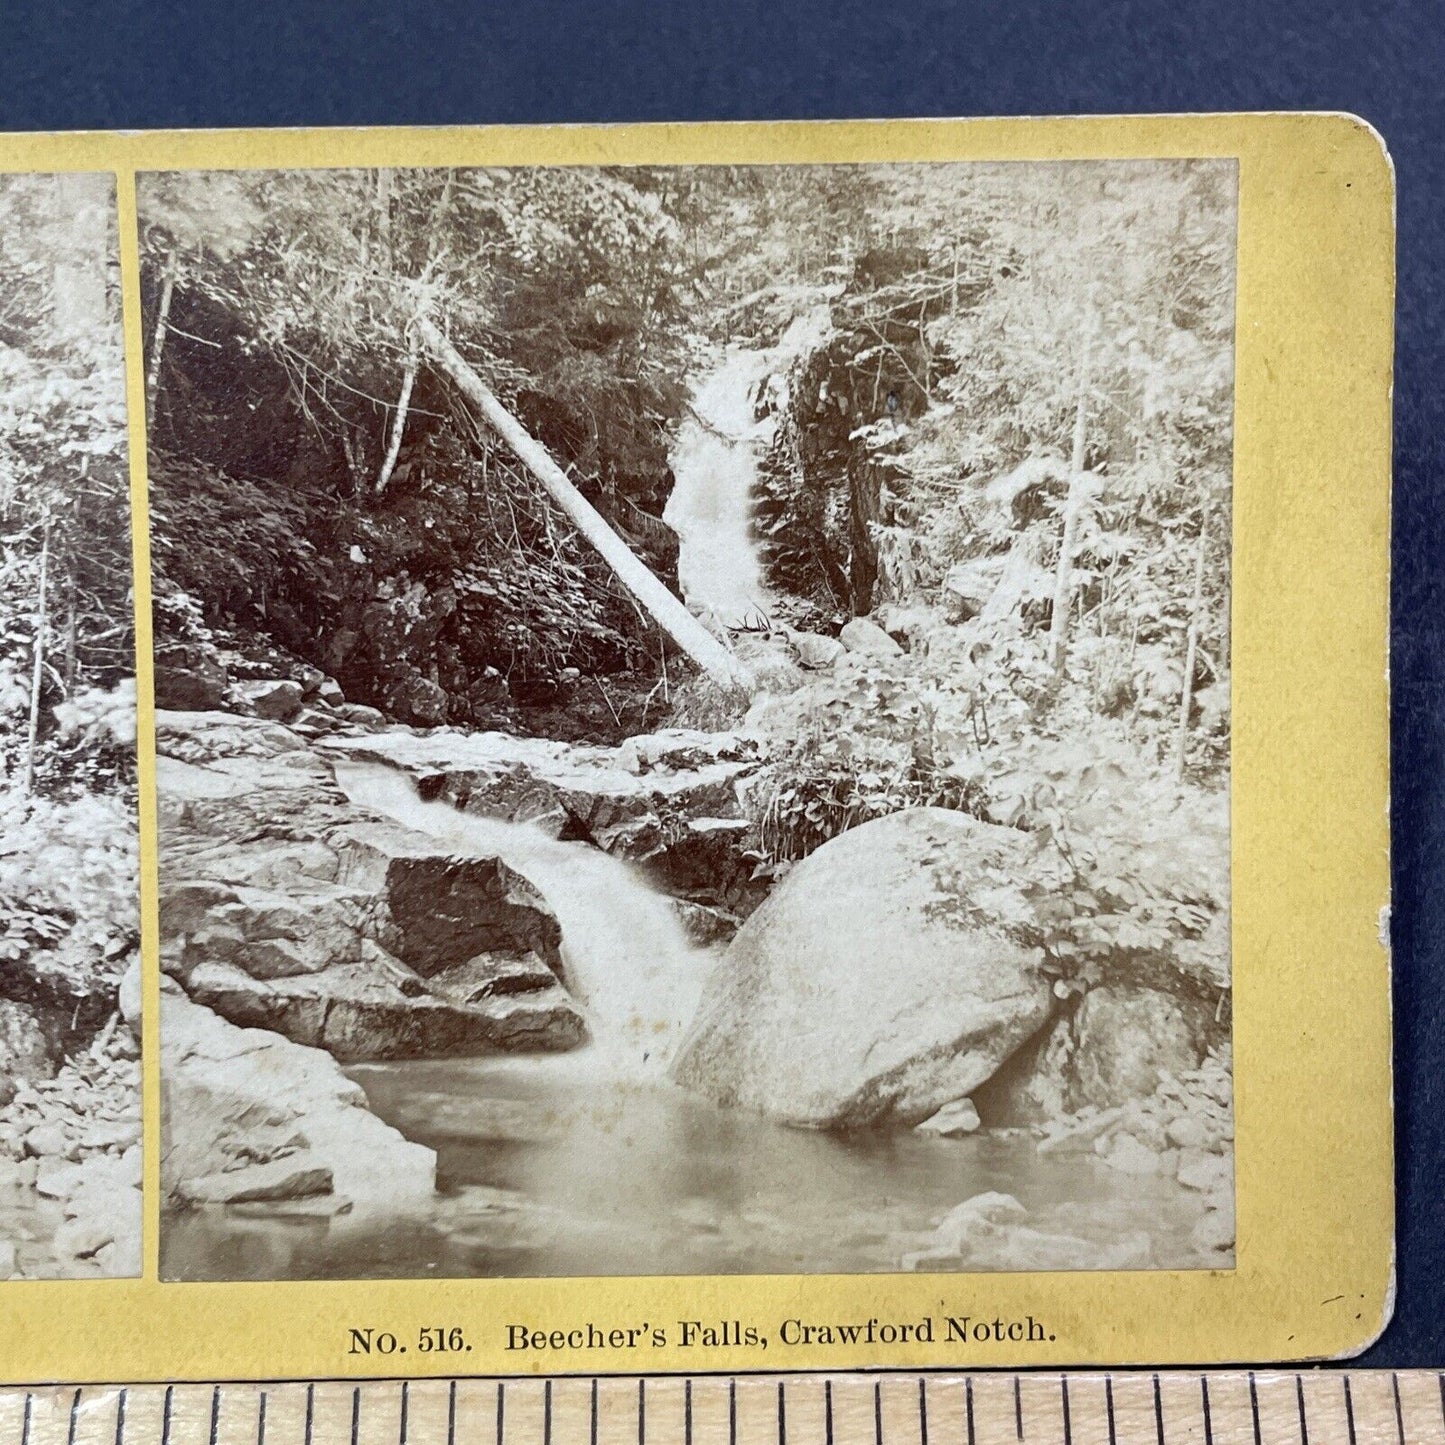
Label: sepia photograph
xmin=0 ymin=172 xmax=142 ymax=1278
xmin=142 ymin=159 xmax=1235 ymax=1282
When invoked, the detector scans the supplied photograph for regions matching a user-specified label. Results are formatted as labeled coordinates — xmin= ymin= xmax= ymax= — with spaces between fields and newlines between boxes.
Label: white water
xmin=332 ymin=761 xmax=714 ymax=1073
xmin=665 ymin=310 xmax=832 ymax=630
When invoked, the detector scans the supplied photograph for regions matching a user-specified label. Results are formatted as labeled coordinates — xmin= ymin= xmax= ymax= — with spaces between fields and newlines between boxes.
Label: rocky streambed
xmin=155 ymin=700 xmax=1233 ymax=1279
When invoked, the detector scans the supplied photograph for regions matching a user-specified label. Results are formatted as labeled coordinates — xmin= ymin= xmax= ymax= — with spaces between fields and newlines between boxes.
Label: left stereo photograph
xmin=0 ymin=172 xmax=142 ymax=1278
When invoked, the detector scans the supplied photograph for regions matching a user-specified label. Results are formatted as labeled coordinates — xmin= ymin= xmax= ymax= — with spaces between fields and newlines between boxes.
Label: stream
xmin=161 ymin=335 xmax=1215 ymax=1280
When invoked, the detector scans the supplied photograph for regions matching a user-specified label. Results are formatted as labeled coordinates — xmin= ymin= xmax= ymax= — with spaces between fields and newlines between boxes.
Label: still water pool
xmin=161 ymin=1052 xmax=1213 ymax=1281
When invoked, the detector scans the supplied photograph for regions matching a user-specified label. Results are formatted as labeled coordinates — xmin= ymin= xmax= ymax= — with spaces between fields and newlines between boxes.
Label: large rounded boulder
xmin=670 ymin=807 xmax=1054 ymax=1128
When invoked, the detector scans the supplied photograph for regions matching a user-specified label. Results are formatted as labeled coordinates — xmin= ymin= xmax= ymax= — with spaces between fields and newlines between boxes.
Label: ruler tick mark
xmin=1014 ymin=1377 xmax=1023 ymax=1441
xmin=447 ymin=1383 xmax=456 ymax=1445
xmin=876 ymin=1381 xmax=884 ymax=1445
xmin=115 ymin=1388 xmax=127 ymax=1445
xmin=1343 ymin=1376 xmax=1356 ymax=1445
xmin=256 ymin=1392 xmax=265 ymax=1445
xmin=777 ymin=1381 xmax=785 ymax=1445
xmin=1201 ymin=1376 xmax=1213 ymax=1445
xmin=68 ymin=1388 xmax=82 ymax=1445
xmin=1105 ymin=1377 xmax=1117 ymax=1445
xmin=591 ymin=1380 xmax=598 ymax=1445
xmin=1153 ymin=1375 xmax=1164 ymax=1445
xmin=919 ymin=1378 xmax=928 ymax=1445
xmin=1391 ymin=1373 xmax=1404 ymax=1445
xmin=1060 ymin=1376 xmax=1071 ymax=1445
xmin=543 ymin=1380 xmax=551 ymax=1445
xmin=1296 ymin=1375 xmax=1309 ymax=1445
xmin=965 ymin=1379 xmax=975 ymax=1445
xmin=685 ymin=1380 xmax=693 ymax=1445
xmin=825 ymin=1381 xmax=835 ymax=1445
xmin=1249 ymin=1373 xmax=1262 ymax=1445
xmin=400 ymin=1381 xmax=410 ymax=1445
xmin=350 ymin=1388 xmax=360 ymax=1445
xmin=729 ymin=1380 xmax=737 ymax=1445
xmin=303 ymin=1386 xmax=313 ymax=1445
xmin=497 ymin=1381 xmax=505 ymax=1445
xmin=162 ymin=1386 xmax=174 ymax=1445
xmin=20 ymin=1393 xmax=31 ymax=1445
xmin=639 ymin=1379 xmax=645 ymax=1445
xmin=209 ymin=1390 xmax=221 ymax=1445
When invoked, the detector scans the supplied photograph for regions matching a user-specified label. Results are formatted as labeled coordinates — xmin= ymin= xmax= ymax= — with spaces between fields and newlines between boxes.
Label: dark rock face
xmin=155 ymin=711 xmax=586 ymax=1062
xmin=153 ymin=641 xmax=228 ymax=711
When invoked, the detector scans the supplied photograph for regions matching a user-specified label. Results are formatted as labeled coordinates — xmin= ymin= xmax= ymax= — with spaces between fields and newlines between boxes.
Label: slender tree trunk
xmin=23 ymin=516 xmax=51 ymax=798
xmin=145 ymin=250 xmax=178 ymax=422
xmin=1174 ymin=509 xmax=1210 ymax=780
xmin=419 ymin=318 xmax=752 ymax=689
xmin=375 ymin=344 xmax=419 ymax=496
xmin=1046 ymin=352 xmax=1091 ymax=675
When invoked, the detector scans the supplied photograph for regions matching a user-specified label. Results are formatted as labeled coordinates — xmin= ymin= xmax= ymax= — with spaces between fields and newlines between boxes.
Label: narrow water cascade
xmin=666 ymin=310 xmax=831 ymax=629
xmin=331 ymin=760 xmax=713 ymax=1071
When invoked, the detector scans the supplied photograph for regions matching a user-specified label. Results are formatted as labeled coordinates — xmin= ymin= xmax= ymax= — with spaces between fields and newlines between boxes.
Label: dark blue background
xmin=3 ymin=0 xmax=1440 ymax=1367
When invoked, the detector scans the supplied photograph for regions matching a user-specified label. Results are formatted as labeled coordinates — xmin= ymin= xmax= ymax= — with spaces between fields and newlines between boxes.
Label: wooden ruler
xmin=0 ymin=1374 xmax=1439 ymax=1445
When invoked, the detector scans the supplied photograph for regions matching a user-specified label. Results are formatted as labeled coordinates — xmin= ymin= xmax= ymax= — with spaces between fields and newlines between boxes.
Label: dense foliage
xmin=0 ymin=173 xmax=138 ymax=1034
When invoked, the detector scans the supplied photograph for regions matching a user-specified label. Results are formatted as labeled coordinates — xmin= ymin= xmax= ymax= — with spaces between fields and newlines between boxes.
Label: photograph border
xmin=0 ymin=112 xmax=1393 ymax=1375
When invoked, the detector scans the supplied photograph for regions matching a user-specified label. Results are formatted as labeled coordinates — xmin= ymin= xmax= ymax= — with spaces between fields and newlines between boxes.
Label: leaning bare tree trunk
xmin=23 ymin=516 xmax=51 ymax=798
xmin=1174 ymin=508 xmax=1210 ymax=780
xmin=145 ymin=249 xmax=178 ymax=422
xmin=419 ymin=318 xmax=752 ymax=689
xmin=1046 ymin=354 xmax=1091 ymax=676
xmin=374 ymin=343 xmax=419 ymax=496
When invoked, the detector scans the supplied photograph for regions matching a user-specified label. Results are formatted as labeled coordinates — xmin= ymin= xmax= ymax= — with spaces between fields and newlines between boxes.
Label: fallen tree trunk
xmin=419 ymin=317 xmax=752 ymax=690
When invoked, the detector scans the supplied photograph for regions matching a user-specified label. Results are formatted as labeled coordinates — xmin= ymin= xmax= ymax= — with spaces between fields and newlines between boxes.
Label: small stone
xmin=81 ymin=1120 xmax=139 ymax=1153
xmin=0 ymin=1241 xmax=15 ymax=1277
xmin=237 ymin=679 xmax=304 ymax=722
xmin=1191 ymin=1202 xmax=1235 ymax=1255
xmin=23 ymin=1124 xmax=71 ymax=1160
xmin=34 ymin=1160 xmax=86 ymax=1200
xmin=839 ymin=618 xmax=903 ymax=656
xmin=1104 ymin=1132 xmax=1161 ymax=1175
xmin=915 ymin=1098 xmax=981 ymax=1138
xmin=53 ymin=1217 xmax=115 ymax=1261
xmin=1155 ymin=1148 xmax=1180 ymax=1178
xmin=1178 ymin=1151 xmax=1232 ymax=1194
xmin=1165 ymin=1115 xmax=1208 ymax=1150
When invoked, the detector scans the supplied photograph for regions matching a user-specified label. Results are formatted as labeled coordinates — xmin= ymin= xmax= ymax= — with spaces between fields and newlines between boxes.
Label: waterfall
xmin=665 ymin=309 xmax=832 ymax=630
xmin=332 ymin=761 xmax=712 ymax=1072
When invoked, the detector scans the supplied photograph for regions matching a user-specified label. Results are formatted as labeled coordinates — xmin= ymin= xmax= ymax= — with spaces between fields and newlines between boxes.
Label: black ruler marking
xmin=1249 ymin=1372 xmax=1262 ymax=1445
xmin=447 ymin=1383 xmax=456 ymax=1445
xmin=1391 ymin=1373 xmax=1404 ymax=1445
xmin=638 ymin=1380 xmax=645 ymax=1445
xmin=67 ymin=1389 xmax=81 ymax=1445
xmin=875 ymin=1381 xmax=883 ymax=1445
xmin=399 ymin=1382 xmax=410 ymax=1445
xmin=1152 ymin=1375 xmax=1164 ymax=1445
xmin=19 ymin=1394 xmax=31 ymax=1445
xmin=1014 ymin=1377 xmax=1023 ymax=1441
xmin=685 ymin=1380 xmax=693 ymax=1445
xmin=918 ymin=1378 xmax=928 ymax=1445
xmin=114 ymin=1389 xmax=127 ymax=1445
xmin=965 ymin=1379 xmax=976 ymax=1445
xmin=825 ymin=1381 xmax=835 ymax=1445
xmin=303 ymin=1387 xmax=313 ymax=1445
xmin=1343 ymin=1376 xmax=1356 ymax=1445
xmin=208 ymin=1390 xmax=221 ymax=1445
xmin=349 ymin=1388 xmax=360 ymax=1445
xmin=496 ymin=1382 xmax=504 ymax=1445
xmin=543 ymin=1381 xmax=551 ymax=1445
xmin=1200 ymin=1376 xmax=1214 ymax=1445
xmin=1105 ymin=1377 xmax=1117 ymax=1445
xmin=161 ymin=1386 xmax=174 ymax=1445
xmin=729 ymin=1380 xmax=737 ymax=1445
xmin=1060 ymin=1376 xmax=1071 ymax=1445
xmin=777 ymin=1381 xmax=785 ymax=1445
xmin=1296 ymin=1375 xmax=1308 ymax=1445
xmin=590 ymin=1380 xmax=598 ymax=1445
xmin=255 ymin=1393 xmax=265 ymax=1445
